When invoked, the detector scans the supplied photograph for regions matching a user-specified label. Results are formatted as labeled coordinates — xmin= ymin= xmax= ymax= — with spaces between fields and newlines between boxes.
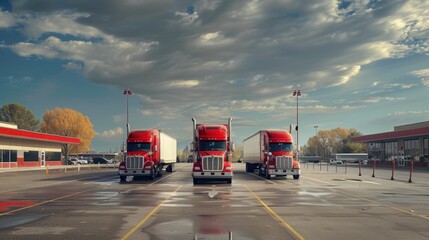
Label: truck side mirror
xmin=231 ymin=143 xmax=235 ymax=152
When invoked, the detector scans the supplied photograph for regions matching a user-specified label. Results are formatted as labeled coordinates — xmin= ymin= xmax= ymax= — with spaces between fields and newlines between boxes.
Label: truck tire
xmin=246 ymin=163 xmax=253 ymax=172
xmin=293 ymin=175 xmax=300 ymax=180
xmin=149 ymin=170 xmax=156 ymax=180
xmin=258 ymin=166 xmax=263 ymax=176
xmin=265 ymin=168 xmax=271 ymax=180
xmin=120 ymin=176 xmax=126 ymax=182
xmin=166 ymin=164 xmax=174 ymax=172
xmin=193 ymin=178 xmax=198 ymax=185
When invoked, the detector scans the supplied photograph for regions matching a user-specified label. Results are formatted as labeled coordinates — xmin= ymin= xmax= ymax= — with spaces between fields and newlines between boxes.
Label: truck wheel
xmin=193 ymin=178 xmax=198 ymax=185
xmin=157 ymin=167 xmax=162 ymax=177
xmin=149 ymin=170 xmax=155 ymax=180
xmin=246 ymin=163 xmax=252 ymax=172
xmin=120 ymin=176 xmax=126 ymax=182
xmin=166 ymin=164 xmax=174 ymax=172
xmin=265 ymin=169 xmax=271 ymax=180
xmin=293 ymin=175 xmax=300 ymax=180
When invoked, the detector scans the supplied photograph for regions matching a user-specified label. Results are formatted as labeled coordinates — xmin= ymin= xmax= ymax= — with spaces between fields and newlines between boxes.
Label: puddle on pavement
xmin=0 ymin=214 xmax=48 ymax=229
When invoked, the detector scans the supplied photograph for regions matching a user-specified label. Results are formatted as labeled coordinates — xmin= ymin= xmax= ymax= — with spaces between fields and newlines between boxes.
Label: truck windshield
xmin=127 ymin=142 xmax=151 ymax=152
xmin=269 ymin=142 xmax=292 ymax=152
xmin=199 ymin=141 xmax=226 ymax=151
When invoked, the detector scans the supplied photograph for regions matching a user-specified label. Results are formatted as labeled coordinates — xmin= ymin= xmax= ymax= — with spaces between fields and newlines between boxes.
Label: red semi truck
xmin=191 ymin=117 xmax=234 ymax=184
xmin=118 ymin=129 xmax=176 ymax=181
xmin=243 ymin=130 xmax=300 ymax=179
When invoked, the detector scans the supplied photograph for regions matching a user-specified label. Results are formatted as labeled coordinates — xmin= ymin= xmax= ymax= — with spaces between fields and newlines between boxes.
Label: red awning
xmin=0 ymin=127 xmax=80 ymax=144
xmin=352 ymin=127 xmax=429 ymax=142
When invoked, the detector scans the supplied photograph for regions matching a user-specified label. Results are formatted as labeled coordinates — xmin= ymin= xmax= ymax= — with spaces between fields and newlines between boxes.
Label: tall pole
xmin=293 ymin=90 xmax=301 ymax=161
xmin=123 ymin=89 xmax=133 ymax=141
xmin=314 ymin=125 xmax=318 ymax=156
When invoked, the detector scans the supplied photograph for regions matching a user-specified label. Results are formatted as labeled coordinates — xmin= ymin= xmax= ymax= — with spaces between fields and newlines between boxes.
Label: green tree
xmin=41 ymin=108 xmax=96 ymax=164
xmin=302 ymin=127 xmax=366 ymax=161
xmin=180 ymin=145 xmax=191 ymax=162
xmin=0 ymin=103 xmax=40 ymax=131
xmin=232 ymin=144 xmax=243 ymax=162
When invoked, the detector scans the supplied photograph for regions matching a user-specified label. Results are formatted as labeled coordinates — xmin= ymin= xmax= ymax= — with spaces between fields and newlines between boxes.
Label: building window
xmin=24 ymin=151 xmax=39 ymax=162
xmin=1 ymin=150 xmax=18 ymax=162
xmin=45 ymin=152 xmax=61 ymax=161
xmin=404 ymin=139 xmax=420 ymax=161
xmin=385 ymin=141 xmax=398 ymax=161
xmin=424 ymin=138 xmax=428 ymax=162
xmin=368 ymin=142 xmax=382 ymax=161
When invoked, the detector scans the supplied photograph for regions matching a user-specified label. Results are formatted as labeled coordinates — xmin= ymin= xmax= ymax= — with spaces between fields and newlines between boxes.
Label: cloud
xmin=96 ymin=127 xmax=123 ymax=138
xmin=7 ymin=75 xmax=32 ymax=87
xmin=361 ymin=97 xmax=405 ymax=103
xmin=0 ymin=10 xmax=15 ymax=28
xmin=167 ymin=80 xmax=200 ymax=88
xmin=410 ymin=68 xmax=429 ymax=87
xmin=20 ymin=12 xmax=103 ymax=39
xmin=3 ymin=0 xmax=429 ymax=115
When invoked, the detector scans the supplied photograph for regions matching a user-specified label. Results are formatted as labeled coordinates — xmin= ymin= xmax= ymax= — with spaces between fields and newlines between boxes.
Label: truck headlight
xmin=194 ymin=166 xmax=201 ymax=171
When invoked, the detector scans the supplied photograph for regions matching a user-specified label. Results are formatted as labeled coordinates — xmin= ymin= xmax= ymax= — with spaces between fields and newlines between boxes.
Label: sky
xmin=1 ymin=0 xmax=429 ymax=153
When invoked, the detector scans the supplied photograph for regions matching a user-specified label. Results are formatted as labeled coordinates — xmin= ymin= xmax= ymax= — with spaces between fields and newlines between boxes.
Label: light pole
xmin=123 ymin=89 xmax=133 ymax=138
xmin=314 ymin=125 xmax=318 ymax=156
xmin=293 ymin=89 xmax=301 ymax=161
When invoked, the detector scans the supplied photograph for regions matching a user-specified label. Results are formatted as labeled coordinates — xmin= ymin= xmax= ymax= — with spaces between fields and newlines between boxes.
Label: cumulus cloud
xmin=97 ymin=127 xmax=123 ymax=138
xmin=410 ymin=69 xmax=429 ymax=87
xmin=0 ymin=10 xmax=15 ymax=28
xmin=167 ymin=80 xmax=200 ymax=88
xmin=3 ymin=0 xmax=429 ymax=115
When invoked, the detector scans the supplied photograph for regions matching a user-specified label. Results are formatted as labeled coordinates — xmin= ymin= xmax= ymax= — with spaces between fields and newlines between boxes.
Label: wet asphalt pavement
xmin=0 ymin=163 xmax=428 ymax=240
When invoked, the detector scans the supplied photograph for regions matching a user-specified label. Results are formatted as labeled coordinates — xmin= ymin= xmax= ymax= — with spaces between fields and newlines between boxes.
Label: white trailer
xmin=243 ymin=131 xmax=262 ymax=164
xmin=160 ymin=131 xmax=177 ymax=164
xmin=335 ymin=153 xmax=368 ymax=163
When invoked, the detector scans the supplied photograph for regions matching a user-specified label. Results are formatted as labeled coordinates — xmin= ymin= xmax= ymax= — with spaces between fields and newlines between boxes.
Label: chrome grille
xmin=202 ymin=156 xmax=223 ymax=171
xmin=275 ymin=156 xmax=293 ymax=169
xmin=126 ymin=156 xmax=144 ymax=169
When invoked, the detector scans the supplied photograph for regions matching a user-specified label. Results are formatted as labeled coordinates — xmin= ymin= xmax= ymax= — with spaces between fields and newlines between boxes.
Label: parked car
xmin=329 ymin=158 xmax=343 ymax=164
xmin=92 ymin=157 xmax=110 ymax=164
xmin=67 ymin=159 xmax=78 ymax=165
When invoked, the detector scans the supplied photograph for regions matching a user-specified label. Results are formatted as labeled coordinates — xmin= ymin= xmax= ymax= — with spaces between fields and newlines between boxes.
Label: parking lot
xmin=0 ymin=163 xmax=428 ymax=240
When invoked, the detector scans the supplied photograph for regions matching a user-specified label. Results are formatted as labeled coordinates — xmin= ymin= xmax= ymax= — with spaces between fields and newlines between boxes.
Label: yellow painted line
xmin=301 ymin=176 xmax=333 ymax=185
xmin=247 ymin=172 xmax=277 ymax=184
xmin=244 ymin=185 xmax=305 ymax=240
xmin=334 ymin=189 xmax=429 ymax=221
xmin=0 ymin=188 xmax=95 ymax=217
xmin=121 ymin=185 xmax=183 ymax=240
xmin=303 ymin=177 xmax=429 ymax=221
xmin=150 ymin=172 xmax=179 ymax=185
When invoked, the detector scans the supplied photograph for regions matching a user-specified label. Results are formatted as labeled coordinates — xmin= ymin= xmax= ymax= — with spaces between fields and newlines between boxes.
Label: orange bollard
xmin=408 ymin=160 xmax=413 ymax=183
xmin=358 ymin=161 xmax=362 ymax=176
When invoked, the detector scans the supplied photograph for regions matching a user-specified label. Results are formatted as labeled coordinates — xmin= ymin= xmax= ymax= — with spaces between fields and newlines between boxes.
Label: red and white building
xmin=0 ymin=122 xmax=80 ymax=168
xmin=352 ymin=121 xmax=429 ymax=167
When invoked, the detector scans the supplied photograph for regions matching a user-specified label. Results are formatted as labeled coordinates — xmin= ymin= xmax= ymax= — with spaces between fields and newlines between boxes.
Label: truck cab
xmin=191 ymin=118 xmax=233 ymax=184
xmin=118 ymin=130 xmax=176 ymax=181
